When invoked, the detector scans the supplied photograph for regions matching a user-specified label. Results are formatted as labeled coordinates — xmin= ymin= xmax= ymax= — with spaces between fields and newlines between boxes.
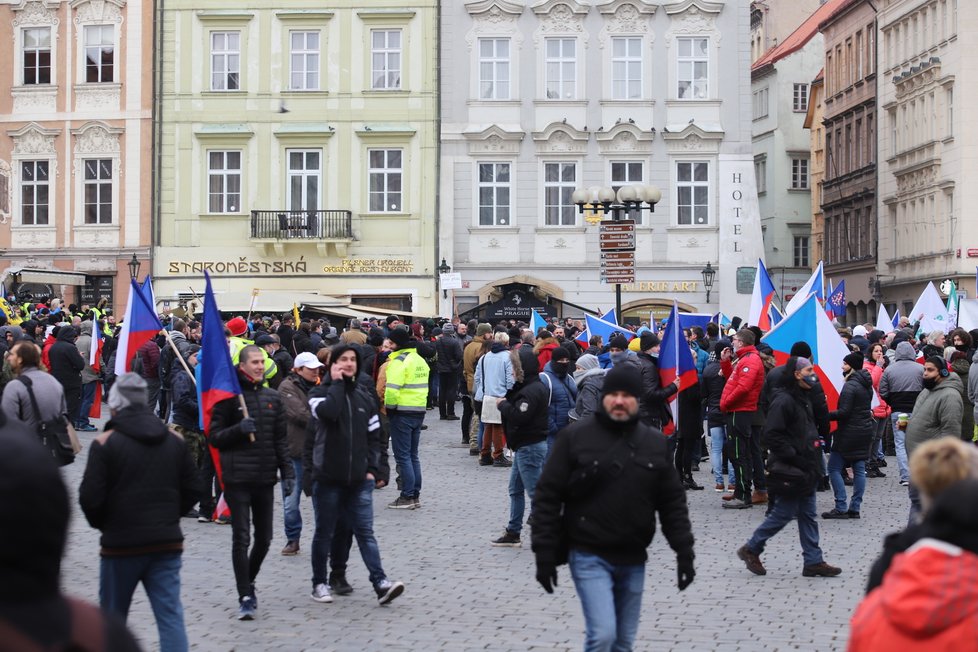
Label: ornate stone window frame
xmin=465 ymin=1 xmax=524 ymax=103
xmin=464 ymin=124 xmax=525 ymax=229
xmin=596 ymin=122 xmax=655 ymax=155
xmin=71 ymin=0 xmax=125 ymax=111
xmin=0 ymin=160 xmax=11 ymax=225
xmin=11 ymin=1 xmax=61 ymax=114
xmin=533 ymin=1 xmax=590 ymax=102
xmin=70 ymin=121 xmax=123 ymax=239
xmin=597 ymin=1 xmax=657 ymax=100
xmin=8 ymin=123 xmax=59 ymax=233
xmin=663 ymin=0 xmax=723 ymax=102
xmin=663 ymin=124 xmax=723 ymax=229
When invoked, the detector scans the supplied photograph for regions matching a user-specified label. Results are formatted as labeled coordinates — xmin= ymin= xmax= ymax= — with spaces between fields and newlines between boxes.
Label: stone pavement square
xmin=60 ymin=414 xmax=908 ymax=651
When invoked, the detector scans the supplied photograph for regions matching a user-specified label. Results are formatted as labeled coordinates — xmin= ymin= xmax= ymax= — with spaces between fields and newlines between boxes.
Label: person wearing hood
xmin=303 ymin=343 xmax=405 ymax=606
xmin=384 ymin=326 xmax=431 ymax=506
xmin=531 ymin=364 xmax=695 ymax=651
xmin=79 ymin=372 xmax=200 ymax=651
xmin=569 ymin=353 xmax=606 ymax=422
xmin=533 ymin=329 xmax=560 ymax=369
xmin=20 ymin=318 xmax=40 ymax=345
xmin=473 ymin=331 xmax=515 ymax=468
xmin=541 ymin=344 xmax=578 ymax=455
xmin=947 ymin=328 xmax=974 ymax=442
xmin=880 ymin=341 xmax=925 ymax=486
xmin=903 ymin=357 xmax=964 ymax=521
xmin=702 ymin=340 xmax=735 ymax=492
xmin=48 ymin=325 xmax=85 ymax=428
xmin=210 ymin=345 xmax=295 ymax=620
xmin=74 ymin=320 xmax=100 ymax=432
xmin=491 ymin=347 xmax=551 ymax=547
xmin=822 ymin=352 xmax=875 ymax=519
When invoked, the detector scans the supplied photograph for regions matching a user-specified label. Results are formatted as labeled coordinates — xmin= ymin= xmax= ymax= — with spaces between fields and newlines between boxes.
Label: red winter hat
xmin=227 ymin=316 xmax=248 ymax=336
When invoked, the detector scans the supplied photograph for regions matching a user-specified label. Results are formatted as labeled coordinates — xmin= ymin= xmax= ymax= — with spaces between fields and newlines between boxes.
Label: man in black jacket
xmin=434 ymin=323 xmax=463 ymax=420
xmin=210 ymin=345 xmax=294 ymax=620
xmin=48 ymin=325 xmax=85 ymax=428
xmin=79 ymin=372 xmax=200 ymax=650
xmin=303 ymin=344 xmax=404 ymax=606
xmin=491 ymin=347 xmax=551 ymax=547
xmin=532 ymin=364 xmax=695 ymax=651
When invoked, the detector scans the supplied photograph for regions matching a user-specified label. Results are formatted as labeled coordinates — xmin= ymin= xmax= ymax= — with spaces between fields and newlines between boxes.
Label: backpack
xmin=15 ymin=375 xmax=76 ymax=467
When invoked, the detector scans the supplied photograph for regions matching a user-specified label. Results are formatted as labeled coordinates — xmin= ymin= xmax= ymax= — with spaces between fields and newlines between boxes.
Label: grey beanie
xmin=576 ymin=353 xmax=600 ymax=371
xmin=108 ymin=372 xmax=148 ymax=411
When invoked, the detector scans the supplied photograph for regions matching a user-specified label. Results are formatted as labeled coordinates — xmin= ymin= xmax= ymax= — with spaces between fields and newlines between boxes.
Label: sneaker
xmin=469 ymin=449 xmax=480 ymax=456
xmin=492 ymin=456 xmax=513 ymax=468
xmin=900 ymin=480 xmax=910 ymax=487
xmin=375 ymin=580 xmax=405 ymax=605
xmin=714 ymin=483 xmax=725 ymax=492
xmin=491 ymin=530 xmax=521 ymax=547
xmin=682 ymin=477 xmax=705 ymax=490
xmin=726 ymin=484 xmax=736 ymax=492
xmin=215 ymin=514 xmax=232 ymax=525
xmin=479 ymin=454 xmax=493 ymax=466
xmin=388 ymin=496 xmax=417 ymax=510
xmin=281 ymin=540 xmax=300 ymax=556
xmin=197 ymin=514 xmax=213 ymax=523
xmin=877 ymin=458 xmax=887 ymax=467
xmin=802 ymin=561 xmax=842 ymax=577
xmin=183 ymin=509 xmax=200 ymax=519
xmin=737 ymin=545 xmax=766 ymax=576
xmin=311 ymin=583 xmax=333 ymax=603
xmin=77 ymin=423 xmax=98 ymax=432
xmin=249 ymin=583 xmax=258 ymax=610
xmin=722 ymin=499 xmax=753 ymax=509
xmin=821 ymin=509 xmax=850 ymax=519
xmin=329 ymin=573 xmax=353 ymax=596
xmin=846 ymin=510 xmax=861 ymax=519
xmin=237 ymin=596 xmax=256 ymax=620
xmin=411 ymin=496 xmax=421 ymax=509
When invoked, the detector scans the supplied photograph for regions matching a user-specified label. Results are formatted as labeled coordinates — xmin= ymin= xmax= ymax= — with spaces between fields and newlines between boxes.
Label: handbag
xmin=16 ymin=376 xmax=77 ymax=466
xmin=766 ymin=459 xmax=810 ymax=496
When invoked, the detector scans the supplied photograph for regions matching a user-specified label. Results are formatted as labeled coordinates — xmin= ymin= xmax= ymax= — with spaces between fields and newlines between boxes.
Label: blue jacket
xmin=473 ymin=344 xmax=514 ymax=401
xmin=692 ymin=344 xmax=709 ymax=378
xmin=542 ymin=363 xmax=578 ymax=436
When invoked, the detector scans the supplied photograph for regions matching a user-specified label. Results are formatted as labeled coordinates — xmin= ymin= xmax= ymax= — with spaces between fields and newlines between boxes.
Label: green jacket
xmin=906 ymin=373 xmax=964 ymax=456
xmin=384 ymin=343 xmax=429 ymax=413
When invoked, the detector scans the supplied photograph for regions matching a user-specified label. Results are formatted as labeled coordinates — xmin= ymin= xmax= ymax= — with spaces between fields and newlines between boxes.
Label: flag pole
xmin=237 ymin=395 xmax=255 ymax=442
xmin=162 ymin=329 xmax=196 ymax=387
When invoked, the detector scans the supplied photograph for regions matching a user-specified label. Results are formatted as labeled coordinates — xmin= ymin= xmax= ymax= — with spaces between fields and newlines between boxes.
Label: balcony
xmin=250 ymin=210 xmax=353 ymax=257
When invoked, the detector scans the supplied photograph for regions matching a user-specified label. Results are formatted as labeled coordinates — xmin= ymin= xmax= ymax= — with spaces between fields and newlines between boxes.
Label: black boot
xmin=683 ymin=475 xmax=705 ymax=490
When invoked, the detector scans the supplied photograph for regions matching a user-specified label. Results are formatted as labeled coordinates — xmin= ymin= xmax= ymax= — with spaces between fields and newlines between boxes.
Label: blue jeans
xmin=827 ymin=452 xmax=866 ymax=513
xmin=568 ymin=549 xmax=645 ymax=652
xmin=710 ymin=425 xmax=735 ymax=486
xmin=389 ymin=412 xmax=423 ymax=499
xmin=891 ymin=412 xmax=910 ymax=482
xmin=100 ymin=552 xmax=187 ymax=652
xmin=311 ymin=479 xmax=387 ymax=588
xmin=746 ymin=491 xmax=824 ymax=567
xmin=78 ymin=381 xmax=97 ymax=427
xmin=507 ymin=441 xmax=547 ymax=534
xmin=281 ymin=457 xmax=303 ymax=542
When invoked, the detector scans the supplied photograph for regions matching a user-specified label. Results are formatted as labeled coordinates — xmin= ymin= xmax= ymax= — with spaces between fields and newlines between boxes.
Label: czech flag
xmin=768 ymin=304 xmax=784 ymax=327
xmin=892 ymin=309 xmax=901 ymax=330
xmin=784 ymin=261 xmax=825 ymax=316
xmin=761 ymin=293 xmax=848 ymax=412
xmin=199 ymin=272 xmax=242 ymax=436
xmin=88 ymin=322 xmax=104 ymax=419
xmin=585 ymin=313 xmax=634 ymax=344
xmin=825 ymin=280 xmax=846 ymax=320
xmin=658 ymin=302 xmax=698 ymax=435
xmin=678 ymin=313 xmax=714 ymax=331
xmin=747 ymin=259 xmax=778 ymax=330
xmin=530 ymin=308 xmax=548 ymax=335
xmin=600 ymin=308 xmax=618 ymax=325
xmin=113 ymin=278 xmax=162 ymax=377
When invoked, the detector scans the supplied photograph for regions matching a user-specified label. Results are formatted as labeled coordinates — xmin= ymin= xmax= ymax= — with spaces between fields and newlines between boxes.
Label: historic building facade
xmin=441 ymin=0 xmax=764 ymax=324
xmin=750 ymin=0 xmax=823 ymax=63
xmin=803 ymin=68 xmax=825 ymax=272
xmin=0 ymin=0 xmax=153 ymax=314
xmin=154 ymin=0 xmax=439 ymax=315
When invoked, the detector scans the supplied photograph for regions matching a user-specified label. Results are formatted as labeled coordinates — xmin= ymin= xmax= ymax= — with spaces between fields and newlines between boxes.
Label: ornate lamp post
xmin=438 ymin=258 xmax=451 ymax=299
xmin=701 ymin=262 xmax=716 ymax=305
xmin=128 ymin=253 xmax=141 ymax=280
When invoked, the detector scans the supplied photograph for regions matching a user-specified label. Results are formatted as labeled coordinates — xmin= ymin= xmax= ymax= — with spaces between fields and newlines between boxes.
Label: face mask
xmin=956 ymin=344 xmax=969 ymax=352
xmin=923 ymin=377 xmax=938 ymax=390
xmin=804 ymin=374 xmax=819 ymax=387
xmin=551 ymin=361 xmax=569 ymax=376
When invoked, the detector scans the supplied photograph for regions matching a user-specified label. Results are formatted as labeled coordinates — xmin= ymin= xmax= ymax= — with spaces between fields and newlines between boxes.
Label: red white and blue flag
xmin=825 ymin=280 xmax=846 ymax=320
xmin=530 ymin=309 xmax=548 ymax=335
xmin=747 ymin=259 xmax=778 ymax=330
xmin=585 ymin=313 xmax=634 ymax=344
xmin=88 ymin=322 xmax=104 ymax=419
xmin=113 ymin=278 xmax=162 ymax=376
xmin=784 ymin=261 xmax=825 ymax=316
xmin=658 ymin=302 xmax=698 ymax=435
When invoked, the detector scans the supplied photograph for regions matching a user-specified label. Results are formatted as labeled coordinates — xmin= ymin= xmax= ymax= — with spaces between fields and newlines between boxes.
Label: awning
xmin=5 ymin=267 xmax=88 ymax=286
xmin=190 ymin=291 xmax=347 ymax=314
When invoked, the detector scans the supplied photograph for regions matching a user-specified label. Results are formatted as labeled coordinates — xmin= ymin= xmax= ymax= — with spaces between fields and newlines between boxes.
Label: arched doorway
xmin=621 ymin=298 xmax=698 ymax=327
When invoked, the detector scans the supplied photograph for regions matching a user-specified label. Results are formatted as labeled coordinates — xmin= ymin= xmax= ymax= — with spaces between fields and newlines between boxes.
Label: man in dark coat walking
xmin=48 ymin=325 xmax=84 ymax=427
xmin=434 ymin=323 xmax=463 ymax=420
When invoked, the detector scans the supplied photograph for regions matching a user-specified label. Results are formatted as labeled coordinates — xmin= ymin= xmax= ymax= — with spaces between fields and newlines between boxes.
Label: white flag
xmin=909 ymin=282 xmax=950 ymax=335
xmin=875 ymin=303 xmax=893 ymax=334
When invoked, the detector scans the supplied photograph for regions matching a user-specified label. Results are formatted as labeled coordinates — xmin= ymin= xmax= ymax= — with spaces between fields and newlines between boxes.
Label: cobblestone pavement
xmin=61 ymin=413 xmax=908 ymax=651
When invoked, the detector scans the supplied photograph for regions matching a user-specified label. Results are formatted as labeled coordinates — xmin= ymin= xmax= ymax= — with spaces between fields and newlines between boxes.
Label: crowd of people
xmin=1 ymin=295 xmax=978 ymax=651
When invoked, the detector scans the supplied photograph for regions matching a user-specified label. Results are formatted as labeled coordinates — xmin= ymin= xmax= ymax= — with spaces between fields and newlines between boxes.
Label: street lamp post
xmin=572 ymin=184 xmax=660 ymax=320
xmin=128 ymin=254 xmax=141 ymax=280
xmin=437 ymin=258 xmax=451 ymax=299
xmin=701 ymin=262 xmax=716 ymax=305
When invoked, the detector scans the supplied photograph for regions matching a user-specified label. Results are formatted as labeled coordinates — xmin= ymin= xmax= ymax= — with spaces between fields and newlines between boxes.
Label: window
xmin=207 ymin=151 xmax=241 ymax=213
xmin=752 ymin=87 xmax=769 ymax=120
xmin=947 ymin=87 xmax=954 ymax=137
xmin=0 ymin=167 xmax=9 ymax=218
xmin=791 ymin=157 xmax=809 ymax=190
xmin=290 ymin=31 xmax=319 ymax=91
xmin=477 ymin=162 xmax=511 ymax=226
xmin=22 ymin=27 xmax=51 ymax=85
xmin=754 ymin=157 xmax=767 ymax=194
xmin=479 ymin=38 xmax=510 ymax=100
xmin=792 ymin=83 xmax=808 ymax=112
xmin=368 ymin=149 xmax=402 ymax=212
xmin=545 ymin=38 xmax=576 ymax=100
xmin=676 ymin=161 xmax=709 ymax=225
xmin=210 ymin=31 xmax=240 ymax=91
xmin=287 ymin=150 xmax=321 ymax=212
xmin=611 ymin=37 xmax=642 ymax=100
xmin=543 ymin=162 xmax=576 ymax=226
xmin=855 ymin=31 xmax=863 ymax=80
xmin=83 ymin=159 xmax=112 ymax=224
xmin=371 ymin=30 xmax=401 ymax=90
xmin=611 ymin=161 xmax=643 ymax=221
xmin=793 ymin=235 xmax=810 ymax=268
xmin=84 ymin=25 xmax=114 ymax=83
xmin=20 ymin=161 xmax=49 ymax=225
xmin=677 ymin=37 xmax=708 ymax=99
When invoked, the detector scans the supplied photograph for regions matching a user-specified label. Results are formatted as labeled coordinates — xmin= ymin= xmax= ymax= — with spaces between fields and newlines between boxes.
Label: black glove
xmin=281 ymin=478 xmax=296 ymax=497
xmin=302 ymin=477 xmax=313 ymax=498
xmin=238 ymin=417 xmax=256 ymax=435
xmin=677 ymin=556 xmax=695 ymax=591
xmin=536 ymin=561 xmax=558 ymax=594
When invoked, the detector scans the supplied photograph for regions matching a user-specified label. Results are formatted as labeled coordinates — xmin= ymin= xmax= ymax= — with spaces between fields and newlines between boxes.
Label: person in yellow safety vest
xmin=226 ymin=316 xmax=277 ymax=386
xmin=384 ymin=326 xmax=430 ymax=509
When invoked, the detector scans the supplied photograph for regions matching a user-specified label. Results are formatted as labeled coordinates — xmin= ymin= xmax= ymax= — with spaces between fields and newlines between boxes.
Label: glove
xmin=281 ymin=478 xmax=296 ymax=497
xmin=302 ymin=477 xmax=313 ymax=498
xmin=677 ymin=556 xmax=695 ymax=591
xmin=536 ymin=561 xmax=558 ymax=594
xmin=238 ymin=417 xmax=256 ymax=435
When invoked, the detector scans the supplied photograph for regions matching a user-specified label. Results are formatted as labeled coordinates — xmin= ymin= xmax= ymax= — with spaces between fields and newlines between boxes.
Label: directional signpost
xmin=599 ymin=219 xmax=636 ymax=317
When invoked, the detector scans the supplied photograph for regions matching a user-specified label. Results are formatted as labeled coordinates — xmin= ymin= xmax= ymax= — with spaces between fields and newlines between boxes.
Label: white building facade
xmin=440 ymin=0 xmax=763 ymax=324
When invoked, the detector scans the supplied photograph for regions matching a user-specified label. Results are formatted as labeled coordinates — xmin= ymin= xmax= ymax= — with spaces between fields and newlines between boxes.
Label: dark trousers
xmin=724 ymin=412 xmax=754 ymax=500
xmin=438 ymin=371 xmax=458 ymax=417
xmin=461 ymin=395 xmax=474 ymax=443
xmin=750 ymin=424 xmax=767 ymax=491
xmin=199 ymin=450 xmax=216 ymax=517
xmin=224 ymin=484 xmax=274 ymax=599
xmin=65 ymin=385 xmax=82 ymax=426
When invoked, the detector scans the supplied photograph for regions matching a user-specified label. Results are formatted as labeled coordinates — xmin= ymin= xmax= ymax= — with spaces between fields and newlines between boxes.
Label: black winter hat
xmin=367 ymin=327 xmax=385 ymax=347
xmin=843 ymin=351 xmax=864 ymax=370
xmin=388 ymin=326 xmax=411 ymax=348
xmin=789 ymin=341 xmax=813 ymax=358
xmin=609 ymin=334 xmax=629 ymax=350
xmin=602 ymin=364 xmax=643 ymax=399
xmin=640 ymin=332 xmax=660 ymax=351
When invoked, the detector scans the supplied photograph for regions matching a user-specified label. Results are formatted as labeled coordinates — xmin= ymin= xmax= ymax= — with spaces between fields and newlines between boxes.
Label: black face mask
xmin=956 ymin=344 xmax=969 ymax=352
xmin=923 ymin=377 xmax=939 ymax=390
xmin=551 ymin=361 xmax=570 ymax=376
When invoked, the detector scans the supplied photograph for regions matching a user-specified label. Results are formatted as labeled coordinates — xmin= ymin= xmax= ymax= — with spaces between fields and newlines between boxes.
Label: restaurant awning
xmin=4 ymin=267 xmax=88 ymax=286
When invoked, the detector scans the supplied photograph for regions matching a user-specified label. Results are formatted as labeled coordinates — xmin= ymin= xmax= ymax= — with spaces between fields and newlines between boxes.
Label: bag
xmin=16 ymin=376 xmax=77 ymax=466
xmin=766 ymin=460 xmax=810 ymax=497
xmin=481 ymin=396 xmax=503 ymax=424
